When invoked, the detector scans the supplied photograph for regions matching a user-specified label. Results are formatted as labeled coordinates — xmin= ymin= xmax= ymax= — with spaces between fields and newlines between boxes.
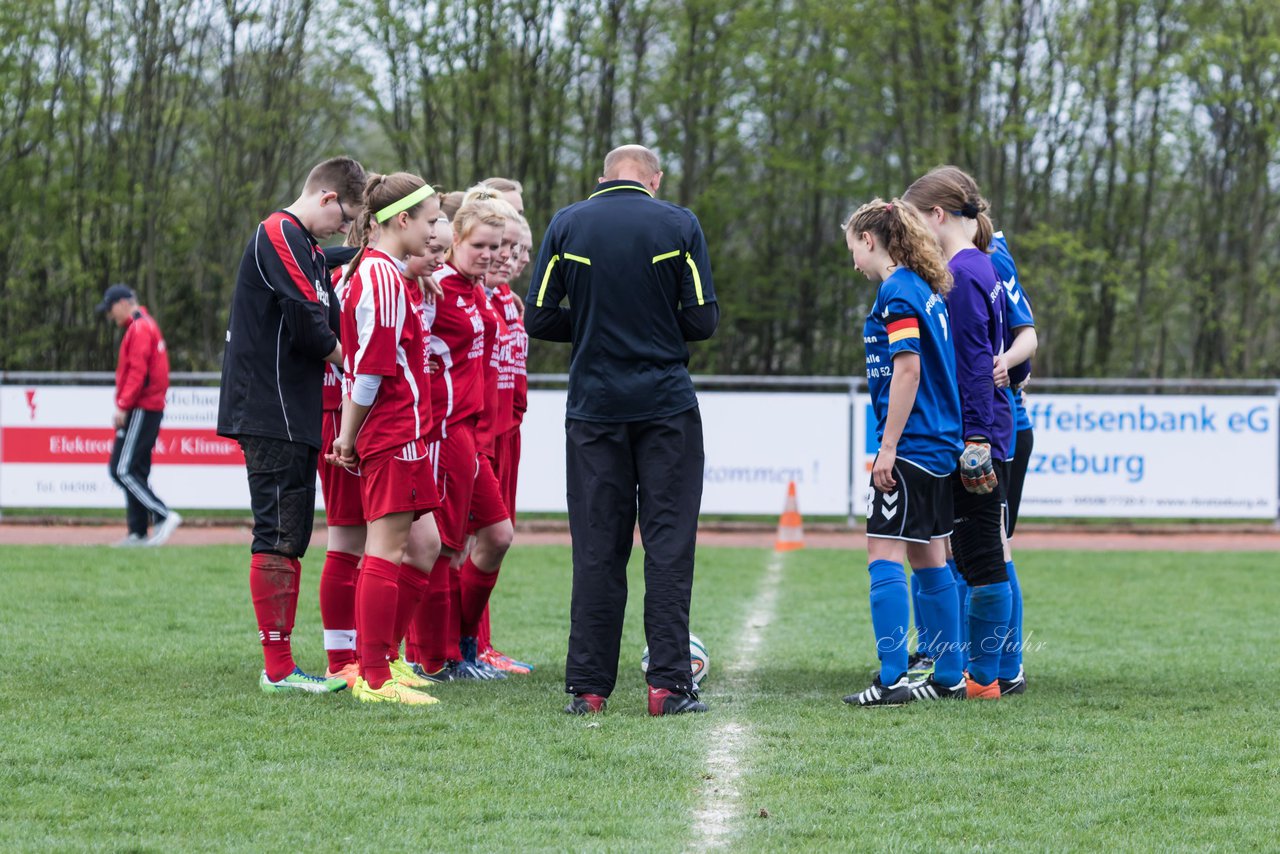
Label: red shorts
xmin=468 ymin=452 xmax=510 ymax=533
xmin=360 ymin=441 xmax=439 ymax=523
xmin=429 ymin=421 xmax=478 ymax=550
xmin=495 ymin=426 xmax=521 ymax=524
xmin=319 ymin=409 xmax=365 ymax=527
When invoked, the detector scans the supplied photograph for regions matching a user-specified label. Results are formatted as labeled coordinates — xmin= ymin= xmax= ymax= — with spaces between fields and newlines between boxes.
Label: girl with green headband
xmin=328 ymin=171 xmax=446 ymax=705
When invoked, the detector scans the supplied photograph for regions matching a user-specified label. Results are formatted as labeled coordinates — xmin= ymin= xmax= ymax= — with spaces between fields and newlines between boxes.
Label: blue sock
xmin=1000 ymin=561 xmax=1023 ymax=679
xmin=913 ymin=565 xmax=962 ymax=686
xmin=967 ymin=582 xmax=1012 ymax=686
xmin=868 ymin=560 xmax=910 ymax=684
xmin=949 ymin=558 xmax=969 ymax=649
xmin=910 ymin=571 xmax=930 ymax=657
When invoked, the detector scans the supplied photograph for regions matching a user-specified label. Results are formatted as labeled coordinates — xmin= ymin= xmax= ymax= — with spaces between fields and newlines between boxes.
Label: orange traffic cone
xmin=775 ymin=481 xmax=805 ymax=552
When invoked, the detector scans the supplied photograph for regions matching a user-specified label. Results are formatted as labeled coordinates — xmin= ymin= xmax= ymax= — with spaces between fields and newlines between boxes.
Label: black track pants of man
xmin=564 ymin=406 xmax=704 ymax=698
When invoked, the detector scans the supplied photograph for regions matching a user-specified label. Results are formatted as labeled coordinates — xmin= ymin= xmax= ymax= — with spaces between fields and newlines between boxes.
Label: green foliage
xmin=2 ymin=0 xmax=1278 ymax=378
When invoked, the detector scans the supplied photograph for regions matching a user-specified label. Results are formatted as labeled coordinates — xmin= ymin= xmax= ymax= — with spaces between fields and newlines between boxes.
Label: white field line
xmin=688 ymin=550 xmax=787 ymax=851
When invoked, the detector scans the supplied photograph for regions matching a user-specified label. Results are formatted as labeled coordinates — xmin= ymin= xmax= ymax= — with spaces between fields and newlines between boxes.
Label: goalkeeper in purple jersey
xmin=904 ymin=166 xmax=1013 ymax=700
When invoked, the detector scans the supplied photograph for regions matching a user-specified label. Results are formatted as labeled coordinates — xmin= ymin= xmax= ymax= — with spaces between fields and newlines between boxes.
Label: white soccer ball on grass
xmin=640 ymin=633 xmax=709 ymax=686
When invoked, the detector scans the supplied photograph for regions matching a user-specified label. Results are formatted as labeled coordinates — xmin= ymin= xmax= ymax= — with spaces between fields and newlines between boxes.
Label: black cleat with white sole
xmin=998 ymin=667 xmax=1026 ymax=696
xmin=909 ymin=675 xmax=966 ymax=700
xmin=844 ymin=674 xmax=911 ymax=707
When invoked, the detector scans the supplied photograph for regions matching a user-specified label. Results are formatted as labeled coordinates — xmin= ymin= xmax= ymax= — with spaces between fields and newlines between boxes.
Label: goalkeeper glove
xmin=959 ymin=440 xmax=998 ymax=494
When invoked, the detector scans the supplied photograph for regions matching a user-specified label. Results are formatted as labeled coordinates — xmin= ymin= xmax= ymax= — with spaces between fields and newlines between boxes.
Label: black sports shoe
xmin=998 ymin=666 xmax=1026 ymax=696
xmin=648 ymin=687 xmax=708 ymax=716
xmin=564 ymin=693 xmax=607 ymax=715
xmin=870 ymin=653 xmax=933 ymax=680
xmin=459 ymin=636 xmax=507 ymax=681
xmin=909 ymin=675 xmax=966 ymax=700
xmin=451 ymin=659 xmax=491 ymax=680
xmin=411 ymin=661 xmax=457 ymax=683
xmin=907 ymin=654 xmax=935 ymax=680
xmin=844 ymin=674 xmax=911 ymax=707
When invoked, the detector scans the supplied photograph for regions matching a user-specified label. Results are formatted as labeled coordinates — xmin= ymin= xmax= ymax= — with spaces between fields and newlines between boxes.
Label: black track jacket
xmin=217 ymin=211 xmax=339 ymax=450
xmin=525 ymin=180 xmax=718 ymax=422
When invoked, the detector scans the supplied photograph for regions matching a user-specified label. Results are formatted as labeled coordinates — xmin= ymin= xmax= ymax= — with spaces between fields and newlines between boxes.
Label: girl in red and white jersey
xmin=487 ymin=217 xmax=533 ymax=518
xmin=383 ymin=215 xmax=450 ymax=675
xmin=475 ymin=207 xmax=536 ymax=673
xmin=317 ymin=226 xmax=372 ymax=688
xmin=406 ymin=199 xmax=511 ymax=681
xmin=450 ymin=187 xmax=526 ymax=675
xmin=329 ymin=172 xmax=443 ymax=705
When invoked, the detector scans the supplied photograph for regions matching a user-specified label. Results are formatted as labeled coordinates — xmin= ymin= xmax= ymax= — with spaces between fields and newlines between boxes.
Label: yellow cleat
xmin=388 ymin=657 xmax=435 ymax=690
xmin=353 ymin=676 xmax=440 ymax=705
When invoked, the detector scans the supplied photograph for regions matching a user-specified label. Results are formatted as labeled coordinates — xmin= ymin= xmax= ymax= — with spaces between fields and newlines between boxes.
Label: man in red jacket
xmin=99 ymin=283 xmax=181 ymax=547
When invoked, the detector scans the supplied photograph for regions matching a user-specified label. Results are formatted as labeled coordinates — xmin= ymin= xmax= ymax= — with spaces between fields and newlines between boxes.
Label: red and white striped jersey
xmin=427 ymin=263 xmax=485 ymax=440
xmin=473 ymin=284 xmax=508 ymax=458
xmin=340 ymin=248 xmax=433 ymax=462
xmin=492 ymin=282 xmax=528 ymax=424
xmin=323 ymin=267 xmax=348 ymax=412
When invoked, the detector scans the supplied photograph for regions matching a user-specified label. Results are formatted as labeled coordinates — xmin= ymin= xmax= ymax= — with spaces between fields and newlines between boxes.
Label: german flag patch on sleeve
xmin=886 ymin=313 xmax=920 ymax=344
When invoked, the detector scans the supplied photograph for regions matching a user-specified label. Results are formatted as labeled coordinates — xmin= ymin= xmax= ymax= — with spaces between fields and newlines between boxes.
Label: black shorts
xmin=1006 ymin=428 xmax=1033 ymax=537
xmin=949 ymin=468 xmax=1008 ymax=586
xmin=866 ymin=459 xmax=954 ymax=543
xmin=239 ymin=436 xmax=319 ymax=558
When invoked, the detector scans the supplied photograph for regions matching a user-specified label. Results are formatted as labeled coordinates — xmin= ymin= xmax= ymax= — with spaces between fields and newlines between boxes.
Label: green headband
xmin=375 ymin=184 xmax=436 ymax=223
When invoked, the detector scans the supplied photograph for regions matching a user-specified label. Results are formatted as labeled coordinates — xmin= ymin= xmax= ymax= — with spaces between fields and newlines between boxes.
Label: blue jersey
xmin=991 ymin=232 xmax=1035 ymax=432
xmin=863 ymin=268 xmax=962 ymax=476
xmin=947 ymin=248 xmax=1015 ymax=460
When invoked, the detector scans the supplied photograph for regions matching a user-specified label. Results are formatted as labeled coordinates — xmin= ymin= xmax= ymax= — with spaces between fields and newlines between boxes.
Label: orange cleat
xmin=324 ymin=661 xmax=360 ymax=690
xmin=479 ymin=647 xmax=534 ymax=675
xmin=964 ymin=672 xmax=1001 ymax=700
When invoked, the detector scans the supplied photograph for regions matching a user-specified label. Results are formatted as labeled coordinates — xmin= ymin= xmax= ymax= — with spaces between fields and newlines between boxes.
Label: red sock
xmin=410 ymin=554 xmax=454 ymax=670
xmin=357 ymin=555 xmax=400 ymax=689
xmin=250 ymin=553 xmax=300 ymax=681
xmin=393 ymin=562 xmax=432 ymax=657
xmin=478 ymin=604 xmax=492 ymax=653
xmin=448 ymin=564 xmax=463 ymax=661
xmin=353 ymin=558 xmax=367 ymax=666
xmin=287 ymin=557 xmax=303 ymax=627
xmin=319 ymin=550 xmax=360 ymax=670
xmin=459 ymin=557 xmax=500 ymax=639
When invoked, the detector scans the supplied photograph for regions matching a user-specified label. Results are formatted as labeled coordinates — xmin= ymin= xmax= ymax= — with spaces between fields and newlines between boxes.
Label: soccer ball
xmin=640 ymin=633 xmax=709 ymax=686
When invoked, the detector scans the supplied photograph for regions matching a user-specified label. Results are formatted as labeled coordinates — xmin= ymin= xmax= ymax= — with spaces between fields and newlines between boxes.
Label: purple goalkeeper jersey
xmin=946 ymin=248 xmax=1014 ymax=461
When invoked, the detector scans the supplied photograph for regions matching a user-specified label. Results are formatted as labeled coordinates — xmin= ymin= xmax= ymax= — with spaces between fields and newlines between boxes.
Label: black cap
xmin=96 ymin=283 xmax=136 ymax=314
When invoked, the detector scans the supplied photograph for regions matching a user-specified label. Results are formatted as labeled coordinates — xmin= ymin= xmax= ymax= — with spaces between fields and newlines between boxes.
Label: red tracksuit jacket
xmin=115 ymin=307 xmax=170 ymax=411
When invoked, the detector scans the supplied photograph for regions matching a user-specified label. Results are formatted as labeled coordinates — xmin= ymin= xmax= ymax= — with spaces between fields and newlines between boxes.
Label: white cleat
xmin=146 ymin=511 xmax=183 ymax=546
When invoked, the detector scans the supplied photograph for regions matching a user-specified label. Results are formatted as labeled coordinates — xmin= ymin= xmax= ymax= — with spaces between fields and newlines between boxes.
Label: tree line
xmin=3 ymin=0 xmax=1278 ymax=379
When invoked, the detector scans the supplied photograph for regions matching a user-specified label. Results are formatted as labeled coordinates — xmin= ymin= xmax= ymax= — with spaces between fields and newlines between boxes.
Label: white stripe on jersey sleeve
xmin=353 ymin=257 xmax=397 ymax=375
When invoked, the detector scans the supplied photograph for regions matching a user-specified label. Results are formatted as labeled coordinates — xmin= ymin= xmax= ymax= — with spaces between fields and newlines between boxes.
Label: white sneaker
xmin=146 ymin=511 xmax=183 ymax=546
xmin=112 ymin=533 xmax=146 ymax=548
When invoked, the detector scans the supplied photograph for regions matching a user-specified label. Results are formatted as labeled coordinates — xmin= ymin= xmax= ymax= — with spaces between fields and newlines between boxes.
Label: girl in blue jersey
xmin=989 ymin=229 xmax=1037 ymax=695
xmin=904 ymin=166 xmax=1014 ymax=700
xmin=842 ymin=198 xmax=968 ymax=706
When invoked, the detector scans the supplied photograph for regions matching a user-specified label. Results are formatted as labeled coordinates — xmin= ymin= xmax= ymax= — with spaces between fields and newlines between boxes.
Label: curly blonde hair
xmin=844 ymin=197 xmax=952 ymax=295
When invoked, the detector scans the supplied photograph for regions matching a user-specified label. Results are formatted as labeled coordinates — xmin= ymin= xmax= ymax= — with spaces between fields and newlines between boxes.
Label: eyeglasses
xmin=327 ymin=191 xmax=354 ymax=227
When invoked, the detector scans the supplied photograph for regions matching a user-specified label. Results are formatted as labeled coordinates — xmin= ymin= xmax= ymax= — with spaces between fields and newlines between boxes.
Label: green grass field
xmin=3 ymin=543 xmax=1278 ymax=851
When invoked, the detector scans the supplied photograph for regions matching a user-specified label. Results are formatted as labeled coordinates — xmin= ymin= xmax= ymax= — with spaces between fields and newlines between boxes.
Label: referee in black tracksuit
xmin=526 ymin=145 xmax=719 ymax=717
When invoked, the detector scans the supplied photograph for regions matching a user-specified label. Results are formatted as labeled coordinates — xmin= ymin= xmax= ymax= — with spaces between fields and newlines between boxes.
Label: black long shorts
xmin=949 ymin=465 xmax=1008 ymax=586
xmin=238 ymin=436 xmax=319 ymax=558
xmin=866 ymin=458 xmax=954 ymax=544
xmin=1006 ymin=428 xmax=1034 ymax=536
